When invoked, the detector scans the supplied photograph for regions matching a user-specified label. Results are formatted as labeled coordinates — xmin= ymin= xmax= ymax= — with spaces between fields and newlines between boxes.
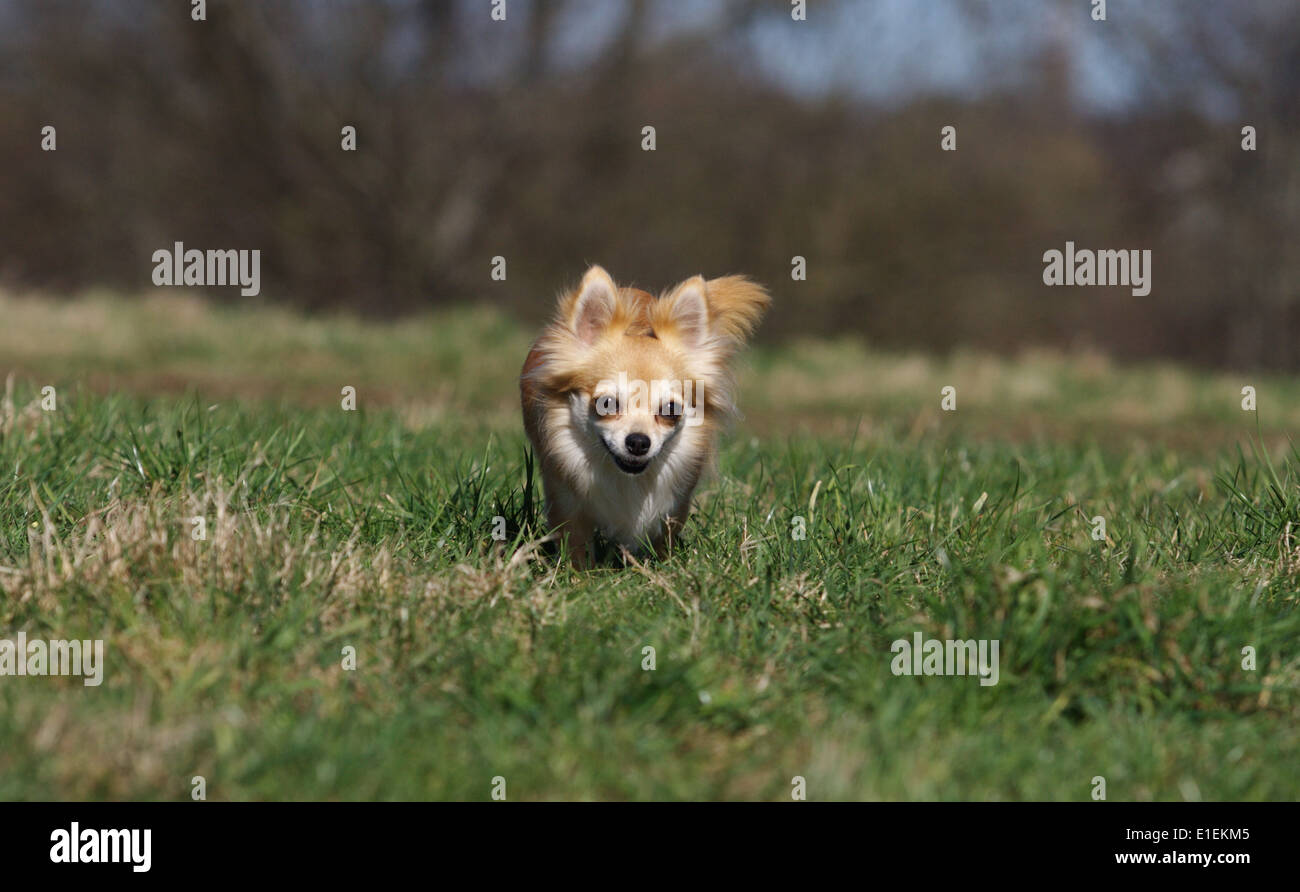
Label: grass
xmin=1 ymin=290 xmax=1298 ymax=800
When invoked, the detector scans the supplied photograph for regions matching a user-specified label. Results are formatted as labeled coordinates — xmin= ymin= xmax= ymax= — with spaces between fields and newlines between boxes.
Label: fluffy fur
xmin=520 ymin=265 xmax=770 ymax=565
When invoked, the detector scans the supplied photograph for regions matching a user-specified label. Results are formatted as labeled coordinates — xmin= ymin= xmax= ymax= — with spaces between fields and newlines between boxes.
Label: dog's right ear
xmin=569 ymin=265 xmax=620 ymax=345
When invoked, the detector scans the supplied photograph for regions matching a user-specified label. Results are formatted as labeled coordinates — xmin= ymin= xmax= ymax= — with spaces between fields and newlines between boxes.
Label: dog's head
xmin=530 ymin=265 xmax=770 ymax=476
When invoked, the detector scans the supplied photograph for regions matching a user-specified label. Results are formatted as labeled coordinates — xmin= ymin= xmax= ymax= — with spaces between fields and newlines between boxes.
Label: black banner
xmin=1 ymin=802 xmax=1285 ymax=879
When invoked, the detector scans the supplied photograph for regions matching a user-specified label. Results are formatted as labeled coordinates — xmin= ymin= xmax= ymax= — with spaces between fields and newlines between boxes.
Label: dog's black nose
xmin=625 ymin=433 xmax=651 ymax=456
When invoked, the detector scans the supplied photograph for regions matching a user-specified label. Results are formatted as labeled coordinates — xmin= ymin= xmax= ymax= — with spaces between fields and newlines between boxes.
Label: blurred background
xmin=1 ymin=0 xmax=1298 ymax=370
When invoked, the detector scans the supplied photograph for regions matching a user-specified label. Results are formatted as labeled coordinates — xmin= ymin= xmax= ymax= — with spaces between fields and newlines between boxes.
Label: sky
xmin=25 ymin=0 xmax=1255 ymax=119
xmin=546 ymin=0 xmax=1149 ymax=113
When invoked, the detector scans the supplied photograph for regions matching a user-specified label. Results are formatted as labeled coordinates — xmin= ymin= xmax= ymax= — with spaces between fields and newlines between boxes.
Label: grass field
xmin=1 ymin=290 xmax=1298 ymax=800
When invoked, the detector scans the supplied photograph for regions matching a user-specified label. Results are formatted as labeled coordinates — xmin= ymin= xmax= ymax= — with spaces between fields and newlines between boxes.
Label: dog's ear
xmin=702 ymin=276 xmax=771 ymax=345
xmin=569 ymin=265 xmax=620 ymax=344
xmin=658 ymin=276 xmax=710 ymax=348
xmin=656 ymin=275 xmax=770 ymax=352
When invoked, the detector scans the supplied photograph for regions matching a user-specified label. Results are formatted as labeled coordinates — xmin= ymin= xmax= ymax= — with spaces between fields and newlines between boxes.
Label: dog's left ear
xmin=658 ymin=275 xmax=771 ymax=351
xmin=702 ymin=276 xmax=771 ymax=345
xmin=659 ymin=276 xmax=710 ymax=348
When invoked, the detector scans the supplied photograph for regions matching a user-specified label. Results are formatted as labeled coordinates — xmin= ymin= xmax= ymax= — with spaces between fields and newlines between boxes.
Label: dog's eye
xmin=594 ymin=395 xmax=619 ymax=416
xmin=659 ymin=400 xmax=680 ymax=421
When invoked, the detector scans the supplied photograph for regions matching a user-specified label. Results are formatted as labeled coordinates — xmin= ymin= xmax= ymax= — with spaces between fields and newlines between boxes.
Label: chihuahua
xmin=520 ymin=265 xmax=769 ymax=565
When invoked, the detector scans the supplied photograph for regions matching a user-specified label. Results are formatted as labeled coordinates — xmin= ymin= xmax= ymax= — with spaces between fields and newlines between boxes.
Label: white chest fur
xmin=545 ymin=407 xmax=704 ymax=548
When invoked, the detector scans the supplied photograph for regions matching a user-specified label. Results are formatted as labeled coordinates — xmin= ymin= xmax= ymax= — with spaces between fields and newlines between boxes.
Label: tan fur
xmin=520 ymin=265 xmax=770 ymax=566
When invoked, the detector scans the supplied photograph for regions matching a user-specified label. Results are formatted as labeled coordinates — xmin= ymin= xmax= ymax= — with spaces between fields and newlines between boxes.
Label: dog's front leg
xmin=557 ymin=512 xmax=596 ymax=569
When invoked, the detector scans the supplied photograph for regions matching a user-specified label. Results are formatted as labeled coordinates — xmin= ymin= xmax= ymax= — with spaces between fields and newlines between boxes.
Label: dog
xmin=520 ymin=265 xmax=770 ymax=565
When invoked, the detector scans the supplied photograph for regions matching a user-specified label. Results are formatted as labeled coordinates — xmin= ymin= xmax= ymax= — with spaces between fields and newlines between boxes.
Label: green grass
xmin=0 ymin=291 xmax=1298 ymax=800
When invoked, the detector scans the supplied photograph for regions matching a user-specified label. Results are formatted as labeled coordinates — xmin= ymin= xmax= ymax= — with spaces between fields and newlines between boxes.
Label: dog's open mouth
xmin=604 ymin=444 xmax=649 ymax=475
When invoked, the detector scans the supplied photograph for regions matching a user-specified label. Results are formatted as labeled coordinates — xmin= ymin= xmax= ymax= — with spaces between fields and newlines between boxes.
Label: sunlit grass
xmin=0 ymin=292 xmax=1297 ymax=800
